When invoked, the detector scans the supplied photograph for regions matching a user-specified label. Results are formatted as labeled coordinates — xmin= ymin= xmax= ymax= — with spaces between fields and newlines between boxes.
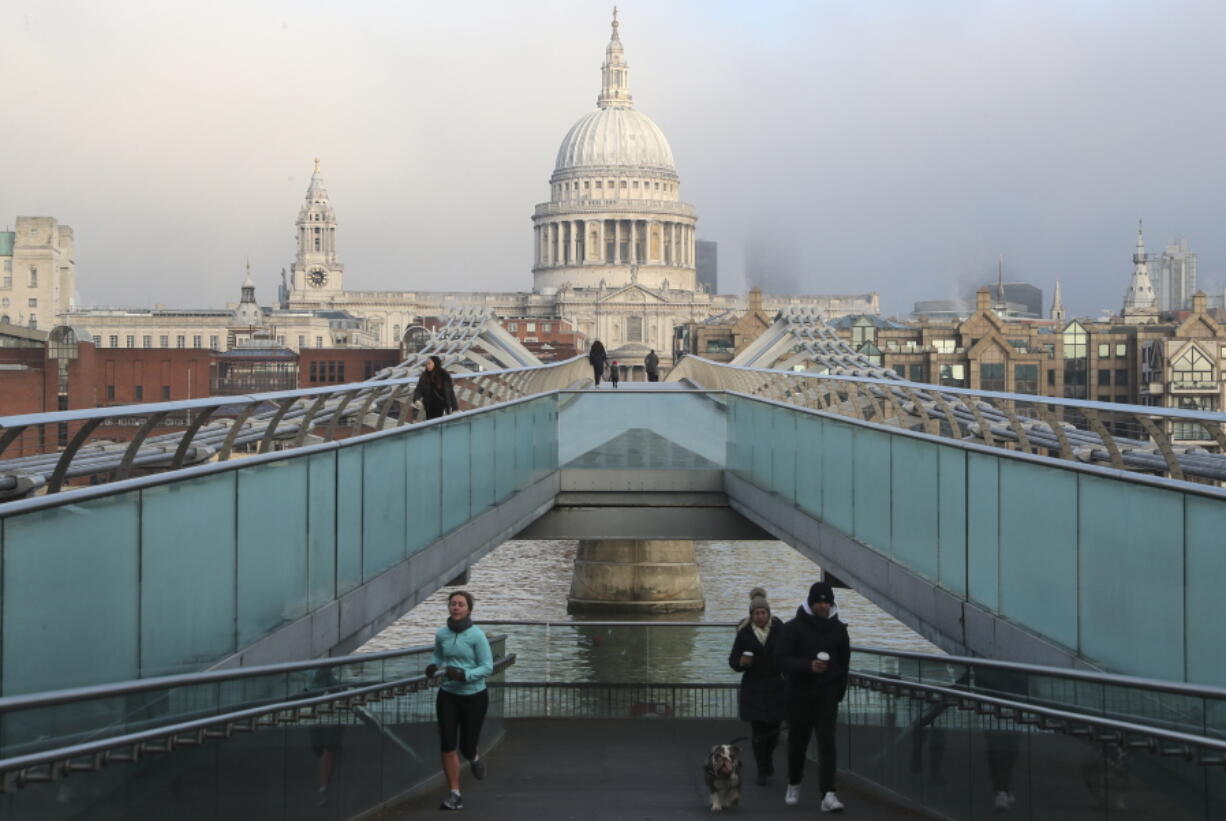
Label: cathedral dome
xmin=554 ymin=108 xmax=676 ymax=175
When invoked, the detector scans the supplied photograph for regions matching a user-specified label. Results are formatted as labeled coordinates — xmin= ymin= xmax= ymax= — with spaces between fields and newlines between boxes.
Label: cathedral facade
xmin=284 ymin=13 xmax=878 ymax=372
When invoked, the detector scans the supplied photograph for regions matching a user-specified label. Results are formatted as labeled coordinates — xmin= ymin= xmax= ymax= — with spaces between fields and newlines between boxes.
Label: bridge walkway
xmin=390 ymin=718 xmax=920 ymax=819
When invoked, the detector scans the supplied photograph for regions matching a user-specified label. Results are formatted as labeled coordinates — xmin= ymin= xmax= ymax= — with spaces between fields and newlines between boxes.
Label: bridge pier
xmin=567 ymin=539 xmax=705 ymax=614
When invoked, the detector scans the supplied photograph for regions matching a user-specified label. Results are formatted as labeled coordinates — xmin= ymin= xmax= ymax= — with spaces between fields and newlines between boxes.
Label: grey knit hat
xmin=749 ymin=587 xmax=770 ymax=614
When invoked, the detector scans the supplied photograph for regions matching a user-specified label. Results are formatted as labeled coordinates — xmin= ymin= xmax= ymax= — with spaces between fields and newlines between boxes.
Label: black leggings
xmin=436 ymin=688 xmax=489 ymax=759
xmin=591 ymin=364 xmax=603 ymax=385
xmin=786 ymin=689 xmax=840 ymax=792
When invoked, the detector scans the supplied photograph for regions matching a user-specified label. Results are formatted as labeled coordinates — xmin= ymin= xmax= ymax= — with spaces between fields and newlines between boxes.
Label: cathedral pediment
xmin=597 ymin=283 xmax=669 ymax=304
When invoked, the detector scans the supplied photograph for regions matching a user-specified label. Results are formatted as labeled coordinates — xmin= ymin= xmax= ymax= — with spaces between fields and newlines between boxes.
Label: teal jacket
xmin=432 ymin=623 xmax=493 ymax=696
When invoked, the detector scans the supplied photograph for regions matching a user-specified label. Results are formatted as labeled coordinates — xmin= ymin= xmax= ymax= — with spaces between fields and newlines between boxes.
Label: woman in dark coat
xmin=728 ymin=587 xmax=787 ymax=785
xmin=588 ymin=340 xmax=607 ymax=387
xmin=413 ymin=355 xmax=459 ymax=420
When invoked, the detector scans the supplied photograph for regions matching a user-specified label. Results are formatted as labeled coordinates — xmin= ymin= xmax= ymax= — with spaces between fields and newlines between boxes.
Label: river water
xmin=361 ymin=539 xmax=942 ymax=659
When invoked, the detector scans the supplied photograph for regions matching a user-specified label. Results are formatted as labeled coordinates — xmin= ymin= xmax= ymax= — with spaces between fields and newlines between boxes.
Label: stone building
xmin=675 ymin=288 xmax=773 ymax=362
xmin=0 ymin=216 xmax=76 ymax=330
xmin=1139 ymin=291 xmax=1226 ymax=447
xmin=65 ymin=267 xmax=378 ymax=353
xmin=284 ymin=13 xmax=876 ymax=375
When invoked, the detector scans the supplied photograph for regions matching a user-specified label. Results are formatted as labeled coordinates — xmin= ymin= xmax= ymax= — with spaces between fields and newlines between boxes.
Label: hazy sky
xmin=3 ymin=0 xmax=1225 ymax=318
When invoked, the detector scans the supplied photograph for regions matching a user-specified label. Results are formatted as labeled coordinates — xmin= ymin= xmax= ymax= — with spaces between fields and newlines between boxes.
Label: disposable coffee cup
xmin=743 ymin=651 xmax=754 ymax=657
xmin=816 ymin=652 xmax=830 ymax=662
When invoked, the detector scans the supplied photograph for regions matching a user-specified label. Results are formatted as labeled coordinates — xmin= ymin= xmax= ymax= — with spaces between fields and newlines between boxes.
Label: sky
xmin=3 ymin=0 xmax=1225 ymax=319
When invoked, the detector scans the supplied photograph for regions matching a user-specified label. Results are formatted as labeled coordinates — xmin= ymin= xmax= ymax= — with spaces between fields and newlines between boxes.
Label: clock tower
xmin=290 ymin=158 xmax=344 ymax=300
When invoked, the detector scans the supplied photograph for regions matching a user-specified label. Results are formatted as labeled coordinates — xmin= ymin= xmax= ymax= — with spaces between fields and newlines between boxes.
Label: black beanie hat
xmin=808 ymin=581 xmax=835 ymax=606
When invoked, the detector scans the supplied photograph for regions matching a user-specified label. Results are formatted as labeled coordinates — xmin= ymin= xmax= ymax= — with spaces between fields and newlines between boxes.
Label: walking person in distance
xmin=426 ymin=591 xmax=493 ymax=810
xmin=645 ymin=349 xmax=660 ymax=382
xmin=588 ymin=340 xmax=607 ymax=387
xmin=774 ymin=581 xmax=851 ymax=813
xmin=413 ymin=355 xmax=459 ymax=420
xmin=728 ymin=587 xmax=786 ymax=786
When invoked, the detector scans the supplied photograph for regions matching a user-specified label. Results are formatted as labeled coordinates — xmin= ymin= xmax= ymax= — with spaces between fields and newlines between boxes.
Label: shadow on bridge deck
xmin=389 ymin=718 xmax=920 ymax=819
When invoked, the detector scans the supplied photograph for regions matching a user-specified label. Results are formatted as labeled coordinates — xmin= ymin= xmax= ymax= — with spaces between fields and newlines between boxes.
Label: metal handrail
xmin=849 ymin=645 xmax=1226 ymax=701
xmin=0 ymin=654 xmax=516 ymax=793
xmin=0 ymin=641 xmax=434 ymax=714
xmin=672 ymin=355 xmax=1226 ymax=482
xmin=851 ymin=671 xmax=1226 ymax=762
xmin=0 ymin=354 xmax=590 ymax=503
xmin=454 ymin=621 xmax=1226 ymax=702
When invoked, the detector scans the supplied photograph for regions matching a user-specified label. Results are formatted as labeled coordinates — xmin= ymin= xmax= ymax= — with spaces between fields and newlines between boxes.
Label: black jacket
xmin=774 ymin=605 xmax=851 ymax=702
xmin=588 ymin=347 xmax=607 ymax=369
xmin=413 ymin=371 xmax=458 ymax=416
xmin=728 ymin=616 xmax=786 ymax=722
xmin=644 ymin=351 xmax=660 ymax=374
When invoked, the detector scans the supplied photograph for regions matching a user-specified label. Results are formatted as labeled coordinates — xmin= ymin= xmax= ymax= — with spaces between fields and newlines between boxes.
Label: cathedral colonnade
xmin=535 ymin=219 xmax=695 ymax=267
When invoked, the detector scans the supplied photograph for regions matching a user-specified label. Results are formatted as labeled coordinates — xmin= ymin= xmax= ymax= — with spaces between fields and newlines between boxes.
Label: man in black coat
xmin=774 ymin=581 xmax=850 ymax=813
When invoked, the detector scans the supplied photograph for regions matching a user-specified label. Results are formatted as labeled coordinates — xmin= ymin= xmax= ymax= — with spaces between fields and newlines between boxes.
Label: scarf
xmin=752 ymin=621 xmax=771 ymax=646
xmin=446 ymin=616 xmax=472 ymax=633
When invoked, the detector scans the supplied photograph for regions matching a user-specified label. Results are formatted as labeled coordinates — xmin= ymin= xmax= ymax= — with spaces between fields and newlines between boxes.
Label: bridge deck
xmin=390 ymin=718 xmax=920 ymax=819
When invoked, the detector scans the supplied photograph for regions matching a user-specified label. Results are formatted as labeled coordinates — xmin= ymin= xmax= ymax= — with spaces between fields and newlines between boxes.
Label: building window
xmin=28 ymin=315 xmax=36 ymax=329
xmin=108 ymin=335 xmax=118 ymax=348
xmin=106 ymin=385 xmax=115 ymax=401
xmin=126 ymin=335 xmax=135 ymax=348
xmin=316 ymin=336 xmax=323 ymax=347
xmin=508 ymin=322 xmax=517 ymax=332
xmin=28 ymin=267 xmax=37 ymax=287
xmin=933 ymin=339 xmax=955 ymax=354
xmin=176 ymin=335 xmax=186 ymax=348
xmin=1098 ymin=343 xmax=1110 ymax=358
xmin=620 ymin=180 xmax=627 ymax=188
xmin=134 ymin=385 xmax=144 ymax=401
xmin=851 ymin=318 xmax=877 ymax=346
xmin=1062 ymin=321 xmax=1088 ymax=399
xmin=162 ymin=386 xmax=170 ymax=400
xmin=93 ymin=335 xmax=101 ymax=346
xmin=28 ymin=298 xmax=37 ymax=308
xmin=627 ymin=316 xmax=644 ymax=342
xmin=1174 ymin=396 xmax=1217 ymax=440
xmin=1097 ymin=369 xmax=1111 ymax=385
xmin=1014 ymin=364 xmax=1038 ymax=394
xmin=542 ymin=323 xmax=551 ymax=333
xmin=939 ymin=364 xmax=965 ymax=387
xmin=298 ymin=335 xmax=306 ymax=348
xmin=160 ymin=335 xmax=169 ymax=347
xmin=908 ymin=364 xmax=925 ymax=382
xmin=1047 ymin=368 xmax=1055 ymax=386
xmin=1114 ymin=368 xmax=1128 ymax=386
xmin=1115 ymin=343 xmax=1127 ymax=357
xmin=209 ymin=335 xmax=219 ymax=349
xmin=980 ymin=362 xmax=1005 ymax=392
xmin=192 ymin=335 xmax=202 ymax=348
xmin=309 ymin=361 xmax=318 ymax=382
xmin=526 ymin=322 xmax=536 ymax=332
xmin=595 ymin=180 xmax=602 ymax=189
xmin=1172 ymin=347 xmax=1214 ymax=389
xmin=143 ymin=335 xmax=152 ymax=348
xmin=277 ymin=336 xmax=284 ymax=345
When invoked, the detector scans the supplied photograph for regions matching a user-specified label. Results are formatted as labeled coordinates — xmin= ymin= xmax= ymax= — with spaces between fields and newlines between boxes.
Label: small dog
xmin=703 ymin=743 xmax=742 ymax=811
xmin=1081 ymin=742 xmax=1129 ymax=810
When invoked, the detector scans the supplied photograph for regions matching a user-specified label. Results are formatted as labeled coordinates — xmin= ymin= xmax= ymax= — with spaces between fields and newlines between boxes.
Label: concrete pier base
xmin=567 ymin=539 xmax=705 ymax=614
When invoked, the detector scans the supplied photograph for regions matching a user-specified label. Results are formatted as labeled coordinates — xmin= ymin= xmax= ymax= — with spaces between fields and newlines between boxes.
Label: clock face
xmin=308 ymin=268 xmax=328 ymax=288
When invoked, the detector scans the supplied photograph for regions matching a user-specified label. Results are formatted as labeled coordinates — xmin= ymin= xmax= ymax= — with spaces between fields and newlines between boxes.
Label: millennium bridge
xmin=1 ymin=308 xmax=1224 ymax=818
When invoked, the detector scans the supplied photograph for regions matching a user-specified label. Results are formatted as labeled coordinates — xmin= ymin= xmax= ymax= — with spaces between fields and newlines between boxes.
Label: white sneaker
xmin=821 ymin=791 xmax=845 ymax=812
xmin=785 ymin=784 xmax=801 ymax=805
xmin=994 ymin=790 xmax=1011 ymax=810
